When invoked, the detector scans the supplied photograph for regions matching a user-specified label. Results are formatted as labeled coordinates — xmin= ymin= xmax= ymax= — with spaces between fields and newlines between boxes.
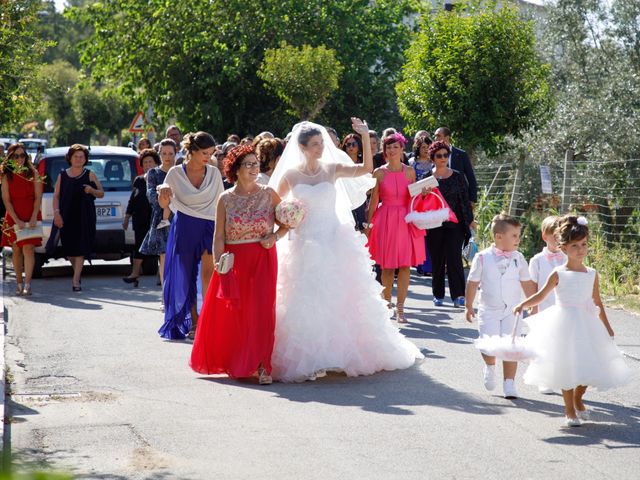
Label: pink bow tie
xmin=545 ymin=252 xmax=564 ymax=261
xmin=494 ymin=248 xmax=513 ymax=259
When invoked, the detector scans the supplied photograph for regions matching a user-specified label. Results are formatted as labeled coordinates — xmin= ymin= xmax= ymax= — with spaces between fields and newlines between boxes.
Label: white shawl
xmin=164 ymin=164 xmax=224 ymax=221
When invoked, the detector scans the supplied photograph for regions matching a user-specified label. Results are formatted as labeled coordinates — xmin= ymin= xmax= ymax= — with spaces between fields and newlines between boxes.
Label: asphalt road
xmin=3 ymin=258 xmax=640 ymax=479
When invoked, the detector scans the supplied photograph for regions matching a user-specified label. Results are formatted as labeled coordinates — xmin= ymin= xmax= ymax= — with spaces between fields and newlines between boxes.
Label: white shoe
xmin=503 ymin=379 xmax=518 ymax=399
xmin=538 ymin=386 xmax=555 ymax=395
xmin=576 ymin=408 xmax=590 ymax=421
xmin=156 ymin=219 xmax=171 ymax=230
xmin=483 ymin=365 xmax=496 ymax=391
xmin=565 ymin=416 xmax=581 ymax=427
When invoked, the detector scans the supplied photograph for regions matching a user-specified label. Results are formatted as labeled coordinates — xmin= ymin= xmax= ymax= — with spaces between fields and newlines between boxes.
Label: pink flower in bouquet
xmin=275 ymin=199 xmax=306 ymax=228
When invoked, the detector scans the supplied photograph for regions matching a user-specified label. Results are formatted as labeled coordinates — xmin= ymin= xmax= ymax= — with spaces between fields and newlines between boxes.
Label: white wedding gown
xmin=271 ymin=164 xmax=424 ymax=382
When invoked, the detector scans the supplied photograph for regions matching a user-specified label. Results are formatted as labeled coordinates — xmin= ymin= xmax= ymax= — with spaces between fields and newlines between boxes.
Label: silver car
xmin=34 ymin=145 xmax=143 ymax=276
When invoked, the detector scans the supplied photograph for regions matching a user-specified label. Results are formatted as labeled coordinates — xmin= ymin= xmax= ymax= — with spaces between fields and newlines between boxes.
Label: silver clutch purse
xmin=217 ymin=252 xmax=235 ymax=275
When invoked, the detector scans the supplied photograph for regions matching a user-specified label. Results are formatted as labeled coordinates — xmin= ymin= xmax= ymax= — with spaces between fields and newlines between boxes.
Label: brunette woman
xmin=157 ymin=132 xmax=224 ymax=340
xmin=426 ymin=141 xmax=474 ymax=307
xmin=51 ymin=144 xmax=105 ymax=291
xmin=1 ymin=143 xmax=43 ymax=296
xmin=366 ymin=133 xmax=426 ymax=323
xmin=122 ymin=148 xmax=159 ymax=286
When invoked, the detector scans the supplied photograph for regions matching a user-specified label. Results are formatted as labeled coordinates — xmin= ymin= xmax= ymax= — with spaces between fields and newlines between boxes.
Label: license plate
xmin=96 ymin=207 xmax=117 ymax=217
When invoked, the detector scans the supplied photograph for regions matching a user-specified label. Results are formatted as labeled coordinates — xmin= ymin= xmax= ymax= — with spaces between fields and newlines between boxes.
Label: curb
xmin=1 ymin=248 xmax=6 ymax=453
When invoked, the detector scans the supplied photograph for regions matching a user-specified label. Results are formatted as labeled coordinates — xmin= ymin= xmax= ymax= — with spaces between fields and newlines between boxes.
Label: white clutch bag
xmin=14 ymin=222 xmax=44 ymax=242
xmin=217 ymin=252 xmax=235 ymax=275
xmin=408 ymin=176 xmax=439 ymax=197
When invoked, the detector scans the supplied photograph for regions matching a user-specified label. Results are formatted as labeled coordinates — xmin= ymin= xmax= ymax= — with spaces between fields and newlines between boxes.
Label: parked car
xmin=18 ymin=138 xmax=48 ymax=160
xmin=33 ymin=145 xmax=153 ymax=277
xmin=1 ymin=136 xmax=17 ymax=152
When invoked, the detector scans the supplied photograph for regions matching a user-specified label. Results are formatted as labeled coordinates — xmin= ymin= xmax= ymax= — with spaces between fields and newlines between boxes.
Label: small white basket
xmin=404 ymin=191 xmax=450 ymax=230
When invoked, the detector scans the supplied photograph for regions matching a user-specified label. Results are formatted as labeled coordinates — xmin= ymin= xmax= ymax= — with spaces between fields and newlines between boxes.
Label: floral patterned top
xmin=222 ymin=185 xmax=275 ymax=242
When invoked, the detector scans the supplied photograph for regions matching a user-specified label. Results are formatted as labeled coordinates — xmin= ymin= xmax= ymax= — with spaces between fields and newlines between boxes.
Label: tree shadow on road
xmin=200 ymin=366 xmax=505 ymax=417
xmin=400 ymin=307 xmax=477 ymax=346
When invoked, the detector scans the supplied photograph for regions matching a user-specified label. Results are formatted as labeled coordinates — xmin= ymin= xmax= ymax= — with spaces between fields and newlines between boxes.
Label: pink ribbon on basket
xmin=411 ymin=188 xmax=458 ymax=223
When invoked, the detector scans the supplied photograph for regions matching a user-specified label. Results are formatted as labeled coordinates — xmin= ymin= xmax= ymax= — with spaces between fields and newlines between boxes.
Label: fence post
xmin=561 ymin=148 xmax=574 ymax=213
xmin=508 ymin=152 xmax=526 ymax=216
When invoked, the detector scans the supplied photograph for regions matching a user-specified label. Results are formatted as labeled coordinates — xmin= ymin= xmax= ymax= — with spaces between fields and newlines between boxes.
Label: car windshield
xmin=20 ymin=140 xmax=46 ymax=155
xmin=42 ymin=154 xmax=136 ymax=193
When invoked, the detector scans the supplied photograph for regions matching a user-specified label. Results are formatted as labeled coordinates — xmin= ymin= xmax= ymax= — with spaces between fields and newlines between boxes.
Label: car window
xmin=42 ymin=154 xmax=137 ymax=193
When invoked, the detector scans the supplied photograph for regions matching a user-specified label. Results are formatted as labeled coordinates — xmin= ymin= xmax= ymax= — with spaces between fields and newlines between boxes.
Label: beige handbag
xmin=14 ymin=222 xmax=44 ymax=242
xmin=217 ymin=252 xmax=235 ymax=275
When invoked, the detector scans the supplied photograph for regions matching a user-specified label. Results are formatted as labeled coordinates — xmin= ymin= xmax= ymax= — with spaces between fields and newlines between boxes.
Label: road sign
xmin=128 ymin=111 xmax=145 ymax=133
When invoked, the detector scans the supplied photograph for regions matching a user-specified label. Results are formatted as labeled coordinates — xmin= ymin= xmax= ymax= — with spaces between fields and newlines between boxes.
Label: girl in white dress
xmin=268 ymin=119 xmax=423 ymax=382
xmin=514 ymin=215 xmax=631 ymax=427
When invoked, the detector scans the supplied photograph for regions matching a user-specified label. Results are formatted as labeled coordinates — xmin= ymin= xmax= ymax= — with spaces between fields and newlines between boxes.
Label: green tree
xmin=35 ymin=60 xmax=91 ymax=144
xmin=70 ymin=0 xmax=418 ymax=138
xmin=35 ymin=0 xmax=95 ymax=68
xmin=0 ymin=0 xmax=49 ymax=128
xmin=396 ymin=0 xmax=551 ymax=153
xmin=73 ymin=82 xmax=132 ymax=144
xmin=258 ymin=42 xmax=343 ymax=121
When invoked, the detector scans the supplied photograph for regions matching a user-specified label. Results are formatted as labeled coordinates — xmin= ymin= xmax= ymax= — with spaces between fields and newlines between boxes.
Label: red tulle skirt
xmin=190 ymin=241 xmax=277 ymax=378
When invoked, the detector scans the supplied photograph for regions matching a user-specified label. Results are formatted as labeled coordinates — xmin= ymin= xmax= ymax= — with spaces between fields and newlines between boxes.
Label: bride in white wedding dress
xmin=268 ymin=118 xmax=423 ymax=382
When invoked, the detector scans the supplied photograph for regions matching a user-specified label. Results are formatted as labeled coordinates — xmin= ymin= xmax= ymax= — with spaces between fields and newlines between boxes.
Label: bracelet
xmin=54 ymin=209 xmax=60 ymax=213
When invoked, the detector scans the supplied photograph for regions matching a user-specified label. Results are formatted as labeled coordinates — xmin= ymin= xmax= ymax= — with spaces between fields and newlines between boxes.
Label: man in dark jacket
xmin=434 ymin=127 xmax=478 ymax=204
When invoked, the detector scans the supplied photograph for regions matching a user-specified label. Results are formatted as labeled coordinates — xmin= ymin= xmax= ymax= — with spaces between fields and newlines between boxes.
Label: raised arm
xmin=335 ymin=117 xmax=373 ymax=178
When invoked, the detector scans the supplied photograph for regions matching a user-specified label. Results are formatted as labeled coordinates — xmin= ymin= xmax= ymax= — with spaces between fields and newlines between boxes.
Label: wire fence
xmin=473 ymin=154 xmax=640 ymax=257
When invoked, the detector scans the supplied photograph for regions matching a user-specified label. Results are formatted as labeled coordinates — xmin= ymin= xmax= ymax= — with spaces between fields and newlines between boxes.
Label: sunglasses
xmin=345 ymin=141 xmax=358 ymax=148
xmin=241 ymin=161 xmax=260 ymax=169
xmin=434 ymin=153 xmax=448 ymax=159
xmin=12 ymin=153 xmax=27 ymax=159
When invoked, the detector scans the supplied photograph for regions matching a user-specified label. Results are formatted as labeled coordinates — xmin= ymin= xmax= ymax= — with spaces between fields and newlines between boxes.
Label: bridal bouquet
xmin=275 ymin=199 xmax=306 ymax=228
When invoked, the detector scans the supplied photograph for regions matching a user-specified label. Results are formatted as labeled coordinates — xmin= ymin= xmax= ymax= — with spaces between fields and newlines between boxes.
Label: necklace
xmin=234 ymin=183 xmax=259 ymax=196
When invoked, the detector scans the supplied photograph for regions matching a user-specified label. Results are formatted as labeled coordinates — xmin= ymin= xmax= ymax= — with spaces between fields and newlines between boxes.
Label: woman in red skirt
xmin=190 ymin=144 xmax=287 ymax=385
xmin=1 ymin=143 xmax=43 ymax=296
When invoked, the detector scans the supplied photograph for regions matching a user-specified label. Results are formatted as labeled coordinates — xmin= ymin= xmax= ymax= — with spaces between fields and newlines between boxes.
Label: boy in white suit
xmin=465 ymin=213 xmax=536 ymax=398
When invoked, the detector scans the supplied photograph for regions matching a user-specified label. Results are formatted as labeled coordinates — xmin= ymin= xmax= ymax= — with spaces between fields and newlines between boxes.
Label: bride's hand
xmin=351 ymin=117 xmax=369 ymax=136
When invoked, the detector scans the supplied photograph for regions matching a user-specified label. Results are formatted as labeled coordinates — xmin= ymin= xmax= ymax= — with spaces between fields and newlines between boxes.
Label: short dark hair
xmin=427 ymin=140 xmax=450 ymax=160
xmin=223 ymin=144 xmax=256 ymax=183
xmin=138 ymin=148 xmax=160 ymax=167
xmin=65 ymin=144 xmax=90 ymax=166
xmin=491 ymin=213 xmax=521 ymax=235
xmin=436 ymin=127 xmax=452 ymax=137
xmin=159 ymin=138 xmax=178 ymax=152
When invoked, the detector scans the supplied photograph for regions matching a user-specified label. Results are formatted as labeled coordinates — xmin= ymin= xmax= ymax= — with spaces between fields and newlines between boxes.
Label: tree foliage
xmin=0 ymin=0 xmax=50 ymax=128
xmin=396 ymin=0 xmax=551 ymax=153
xmin=70 ymin=0 xmax=418 ymax=138
xmin=258 ymin=42 xmax=343 ymax=121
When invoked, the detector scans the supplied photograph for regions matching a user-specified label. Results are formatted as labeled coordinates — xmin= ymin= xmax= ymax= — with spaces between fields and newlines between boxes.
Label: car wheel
xmin=33 ymin=253 xmax=46 ymax=278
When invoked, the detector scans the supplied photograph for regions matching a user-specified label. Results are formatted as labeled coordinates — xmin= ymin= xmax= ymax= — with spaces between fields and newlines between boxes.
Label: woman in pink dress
xmin=366 ymin=133 xmax=426 ymax=323
xmin=190 ymin=144 xmax=287 ymax=385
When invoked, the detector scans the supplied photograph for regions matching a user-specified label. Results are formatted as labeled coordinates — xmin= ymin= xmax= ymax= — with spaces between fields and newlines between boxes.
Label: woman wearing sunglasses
xmin=1 ymin=143 xmax=43 ymax=296
xmin=426 ymin=141 xmax=474 ymax=308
